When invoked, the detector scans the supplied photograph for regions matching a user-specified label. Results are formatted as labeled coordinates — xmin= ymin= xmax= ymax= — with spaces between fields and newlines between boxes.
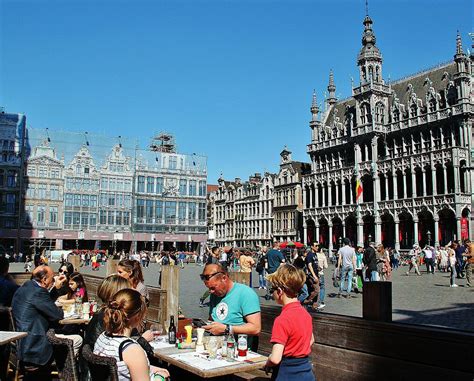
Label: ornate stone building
xmin=213 ymin=173 xmax=275 ymax=248
xmin=24 ymin=141 xmax=65 ymax=235
xmin=273 ymin=148 xmax=310 ymax=243
xmin=302 ymin=15 xmax=473 ymax=251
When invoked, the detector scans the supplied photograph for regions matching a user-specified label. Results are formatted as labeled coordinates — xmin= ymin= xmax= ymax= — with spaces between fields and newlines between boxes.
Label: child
xmin=265 ymin=264 xmax=315 ymax=381
xmin=58 ymin=272 xmax=89 ymax=304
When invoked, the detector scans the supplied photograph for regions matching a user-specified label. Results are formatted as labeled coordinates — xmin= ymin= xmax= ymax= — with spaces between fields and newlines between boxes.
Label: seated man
xmin=12 ymin=265 xmax=82 ymax=380
xmin=0 ymin=255 xmax=19 ymax=308
xmin=201 ymin=263 xmax=261 ymax=349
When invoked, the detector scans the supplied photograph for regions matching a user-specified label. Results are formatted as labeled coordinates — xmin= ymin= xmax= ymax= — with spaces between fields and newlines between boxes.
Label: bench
xmin=259 ymin=305 xmax=474 ymax=380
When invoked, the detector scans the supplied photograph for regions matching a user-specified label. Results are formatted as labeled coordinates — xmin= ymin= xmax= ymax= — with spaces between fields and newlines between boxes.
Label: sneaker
xmin=450 ymin=284 xmax=459 ymax=288
xmin=199 ymin=299 xmax=205 ymax=307
xmin=405 ymin=272 xmax=409 ymax=276
xmin=317 ymin=303 xmax=326 ymax=309
xmin=263 ymin=286 xmax=267 ymax=290
xmin=258 ymin=287 xmax=263 ymax=290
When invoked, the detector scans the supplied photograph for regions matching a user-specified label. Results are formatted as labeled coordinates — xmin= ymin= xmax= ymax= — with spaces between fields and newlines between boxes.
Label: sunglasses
xmin=200 ymin=272 xmax=224 ymax=281
xmin=269 ymin=286 xmax=280 ymax=294
xmin=58 ymin=269 xmax=67 ymax=274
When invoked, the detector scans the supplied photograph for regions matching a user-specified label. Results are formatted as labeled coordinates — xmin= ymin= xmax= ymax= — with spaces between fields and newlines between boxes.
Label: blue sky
xmin=1 ymin=0 xmax=472 ymax=183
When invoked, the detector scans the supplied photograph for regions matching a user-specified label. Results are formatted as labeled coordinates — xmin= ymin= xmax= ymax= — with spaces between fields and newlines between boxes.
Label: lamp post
xmin=426 ymin=230 xmax=431 ymax=246
xmin=368 ymin=234 xmax=372 ymax=245
xmin=338 ymin=236 xmax=342 ymax=248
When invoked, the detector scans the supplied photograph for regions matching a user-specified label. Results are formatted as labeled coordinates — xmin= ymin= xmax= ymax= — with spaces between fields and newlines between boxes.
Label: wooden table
xmin=59 ymin=318 xmax=90 ymax=325
xmin=0 ymin=331 xmax=27 ymax=345
xmin=154 ymin=346 xmax=267 ymax=379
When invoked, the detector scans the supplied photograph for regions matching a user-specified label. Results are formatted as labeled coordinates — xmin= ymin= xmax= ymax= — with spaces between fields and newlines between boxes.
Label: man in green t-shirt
xmin=201 ymin=263 xmax=261 ymax=338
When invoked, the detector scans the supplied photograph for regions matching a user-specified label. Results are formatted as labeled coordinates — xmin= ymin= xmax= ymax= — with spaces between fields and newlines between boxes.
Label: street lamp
xmin=338 ymin=236 xmax=342 ymax=248
xmin=368 ymin=234 xmax=372 ymax=244
xmin=426 ymin=230 xmax=431 ymax=246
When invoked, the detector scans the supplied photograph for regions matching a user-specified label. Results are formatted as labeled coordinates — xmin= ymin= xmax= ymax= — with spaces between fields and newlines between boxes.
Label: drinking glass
xmin=207 ymin=337 xmax=218 ymax=359
xmin=150 ymin=323 xmax=163 ymax=341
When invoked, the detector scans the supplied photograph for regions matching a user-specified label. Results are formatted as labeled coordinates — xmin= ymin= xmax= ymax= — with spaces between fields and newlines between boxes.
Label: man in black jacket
xmin=363 ymin=242 xmax=378 ymax=281
xmin=12 ymin=266 xmax=68 ymax=380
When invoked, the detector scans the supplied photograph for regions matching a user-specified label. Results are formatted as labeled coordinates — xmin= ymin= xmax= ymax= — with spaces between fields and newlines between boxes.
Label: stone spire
xmin=357 ymin=9 xmax=383 ymax=84
xmin=310 ymin=89 xmax=319 ymax=120
xmin=456 ymin=31 xmax=465 ymax=56
xmin=327 ymin=70 xmax=337 ymax=106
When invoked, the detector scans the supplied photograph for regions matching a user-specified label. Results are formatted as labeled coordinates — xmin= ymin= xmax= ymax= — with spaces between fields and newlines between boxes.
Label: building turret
xmin=453 ymin=31 xmax=471 ymax=100
xmin=310 ymin=90 xmax=319 ymax=121
xmin=327 ymin=70 xmax=337 ymax=106
xmin=357 ymin=14 xmax=383 ymax=84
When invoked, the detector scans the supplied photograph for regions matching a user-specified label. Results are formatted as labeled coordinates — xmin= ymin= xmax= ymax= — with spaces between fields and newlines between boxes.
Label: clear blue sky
xmin=1 ymin=0 xmax=472 ymax=183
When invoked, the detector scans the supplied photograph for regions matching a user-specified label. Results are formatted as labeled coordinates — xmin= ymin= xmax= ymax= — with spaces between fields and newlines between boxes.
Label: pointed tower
xmin=327 ymin=70 xmax=337 ymax=106
xmin=352 ymin=10 xmax=390 ymax=135
xmin=453 ymin=31 xmax=471 ymax=101
xmin=357 ymin=14 xmax=383 ymax=84
xmin=309 ymin=90 xmax=322 ymax=142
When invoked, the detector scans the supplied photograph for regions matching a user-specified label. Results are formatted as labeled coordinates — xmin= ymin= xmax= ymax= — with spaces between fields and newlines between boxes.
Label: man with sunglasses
xmin=201 ymin=263 xmax=261 ymax=344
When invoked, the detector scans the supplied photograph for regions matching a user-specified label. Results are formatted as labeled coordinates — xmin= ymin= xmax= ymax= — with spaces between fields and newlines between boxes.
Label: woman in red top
xmin=265 ymin=264 xmax=315 ymax=381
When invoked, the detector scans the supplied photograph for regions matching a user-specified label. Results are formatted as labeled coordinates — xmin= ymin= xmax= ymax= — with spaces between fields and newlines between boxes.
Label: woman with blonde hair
xmin=93 ymin=289 xmax=169 ymax=380
xmin=117 ymin=259 xmax=149 ymax=301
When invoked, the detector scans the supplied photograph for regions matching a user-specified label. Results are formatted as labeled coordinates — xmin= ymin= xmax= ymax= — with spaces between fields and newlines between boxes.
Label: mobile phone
xmin=193 ymin=318 xmax=208 ymax=328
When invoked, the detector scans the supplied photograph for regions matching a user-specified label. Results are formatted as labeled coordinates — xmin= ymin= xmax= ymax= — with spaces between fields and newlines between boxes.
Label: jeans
xmin=258 ymin=270 xmax=267 ymax=288
xmin=319 ymin=274 xmax=325 ymax=304
xmin=339 ymin=265 xmax=353 ymax=294
xmin=450 ymin=265 xmax=456 ymax=286
xmin=298 ymin=283 xmax=309 ymax=303
xmin=425 ymin=258 xmax=434 ymax=274
xmin=370 ymin=270 xmax=379 ymax=281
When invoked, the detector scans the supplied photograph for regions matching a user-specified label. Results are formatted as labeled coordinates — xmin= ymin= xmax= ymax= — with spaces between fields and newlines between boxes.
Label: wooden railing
xmin=259 ymin=305 xmax=474 ymax=380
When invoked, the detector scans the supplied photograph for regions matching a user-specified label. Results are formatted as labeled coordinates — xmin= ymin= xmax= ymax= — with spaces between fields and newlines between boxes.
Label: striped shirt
xmin=93 ymin=333 xmax=149 ymax=381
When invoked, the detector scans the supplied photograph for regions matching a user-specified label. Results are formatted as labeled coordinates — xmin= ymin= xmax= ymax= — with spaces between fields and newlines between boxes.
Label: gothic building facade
xmin=302 ymin=15 xmax=473 ymax=251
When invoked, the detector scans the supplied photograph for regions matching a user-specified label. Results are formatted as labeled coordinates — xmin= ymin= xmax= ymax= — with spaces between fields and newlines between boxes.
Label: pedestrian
xmin=447 ymin=243 xmax=458 ymax=287
xmin=354 ymin=246 xmax=364 ymax=291
xmin=265 ymin=264 xmax=315 ymax=381
xmin=423 ymin=245 xmax=435 ymax=274
xmin=439 ymin=246 xmax=448 ymax=272
xmin=363 ymin=242 xmax=378 ymax=281
xmin=453 ymin=241 xmax=466 ymax=278
xmin=302 ymin=242 xmax=320 ymax=309
xmin=464 ymin=239 xmax=473 ymax=287
xmin=316 ymin=245 xmax=328 ymax=309
xmin=256 ymin=246 xmax=268 ymax=290
xmin=292 ymin=249 xmax=309 ymax=303
xmin=337 ymin=238 xmax=356 ymax=297
xmin=406 ymin=244 xmax=421 ymax=276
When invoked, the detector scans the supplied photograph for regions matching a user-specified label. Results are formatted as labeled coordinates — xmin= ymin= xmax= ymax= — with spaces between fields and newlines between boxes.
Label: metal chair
xmin=81 ymin=344 xmax=119 ymax=381
xmin=46 ymin=329 xmax=79 ymax=381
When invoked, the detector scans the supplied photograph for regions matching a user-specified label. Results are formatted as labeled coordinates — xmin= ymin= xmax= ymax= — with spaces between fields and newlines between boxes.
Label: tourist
xmin=267 ymin=242 xmax=285 ymax=275
xmin=303 ymin=242 xmax=320 ymax=309
xmin=447 ymin=243 xmax=458 ymax=287
xmin=316 ymin=244 xmax=328 ymax=309
xmin=354 ymin=246 xmax=364 ymax=291
xmin=84 ymin=274 xmax=155 ymax=359
xmin=256 ymin=246 xmax=268 ymax=290
xmin=464 ymin=239 xmax=473 ymax=287
xmin=337 ymin=238 xmax=356 ymax=297
xmin=199 ymin=246 xmax=220 ymax=307
xmin=438 ymin=246 xmax=448 ymax=272
xmin=49 ymin=262 xmax=74 ymax=301
xmin=201 ymin=263 xmax=261 ymax=349
xmin=363 ymin=242 xmax=378 ymax=281
xmin=239 ymin=249 xmax=256 ymax=287
xmin=406 ymin=244 xmax=421 ymax=276
xmin=117 ymin=259 xmax=149 ymax=301
xmin=57 ymin=272 xmax=89 ymax=304
xmin=0 ymin=255 xmax=19 ymax=307
xmin=453 ymin=241 xmax=466 ymax=278
xmin=93 ymin=289 xmax=170 ymax=381
xmin=12 ymin=265 xmax=82 ymax=380
xmin=265 ymin=264 xmax=315 ymax=381
xmin=292 ymin=249 xmax=309 ymax=303
xmin=219 ymin=246 xmax=228 ymax=269
xmin=423 ymin=245 xmax=435 ymax=274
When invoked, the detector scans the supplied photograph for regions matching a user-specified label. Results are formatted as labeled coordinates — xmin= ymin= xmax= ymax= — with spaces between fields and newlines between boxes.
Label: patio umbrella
xmin=280 ymin=241 xmax=305 ymax=249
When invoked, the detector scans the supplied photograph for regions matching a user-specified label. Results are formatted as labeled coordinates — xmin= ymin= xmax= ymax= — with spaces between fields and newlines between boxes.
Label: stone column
xmin=443 ymin=166 xmax=448 ymax=194
xmin=328 ymin=182 xmax=333 ymax=206
xmin=323 ymin=184 xmax=327 ymax=207
xmin=315 ymin=184 xmax=319 ymax=208
xmin=303 ymin=223 xmax=308 ymax=245
xmin=412 ymin=171 xmax=417 ymax=198
xmin=385 ymin=174 xmax=390 ymax=200
xmin=434 ymin=217 xmax=440 ymax=247
xmin=454 ymin=165 xmax=460 ymax=194
xmin=315 ymin=224 xmax=320 ymax=243
xmin=374 ymin=173 xmax=381 ymax=204
xmin=413 ymin=219 xmax=419 ymax=246
xmin=422 ymin=169 xmax=427 ymax=197
xmin=402 ymin=172 xmax=407 ymax=199
xmin=342 ymin=221 xmax=346 ymax=238
xmin=302 ymin=185 xmax=307 ymax=209
xmin=357 ymin=221 xmax=364 ymax=247
xmin=431 ymin=167 xmax=437 ymax=195
xmin=328 ymin=224 xmax=334 ymax=252
xmin=456 ymin=218 xmax=462 ymax=242
xmin=342 ymin=180 xmax=346 ymax=205
xmin=394 ymin=218 xmax=400 ymax=251
xmin=375 ymin=218 xmax=382 ymax=245
xmin=393 ymin=172 xmax=398 ymax=199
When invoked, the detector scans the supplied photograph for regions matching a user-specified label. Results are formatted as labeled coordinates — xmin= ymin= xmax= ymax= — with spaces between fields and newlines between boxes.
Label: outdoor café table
xmin=153 ymin=345 xmax=267 ymax=379
xmin=59 ymin=317 xmax=90 ymax=325
xmin=0 ymin=331 xmax=27 ymax=345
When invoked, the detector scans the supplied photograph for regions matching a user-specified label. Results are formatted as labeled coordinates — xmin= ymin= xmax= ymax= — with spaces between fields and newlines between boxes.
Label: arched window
xmin=368 ymin=66 xmax=374 ymax=82
xmin=360 ymin=103 xmax=371 ymax=124
xmin=429 ymin=99 xmax=436 ymax=113
xmin=375 ymin=66 xmax=380 ymax=82
xmin=410 ymin=104 xmax=417 ymax=118
xmin=375 ymin=102 xmax=385 ymax=123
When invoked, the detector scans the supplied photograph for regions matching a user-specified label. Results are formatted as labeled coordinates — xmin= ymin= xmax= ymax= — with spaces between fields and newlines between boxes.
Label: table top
xmin=0 ymin=331 xmax=28 ymax=345
xmin=59 ymin=317 xmax=91 ymax=325
xmin=154 ymin=346 xmax=267 ymax=379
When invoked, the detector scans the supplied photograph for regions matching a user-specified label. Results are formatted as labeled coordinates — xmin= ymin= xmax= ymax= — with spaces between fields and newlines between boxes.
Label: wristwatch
xmin=224 ymin=324 xmax=230 ymax=335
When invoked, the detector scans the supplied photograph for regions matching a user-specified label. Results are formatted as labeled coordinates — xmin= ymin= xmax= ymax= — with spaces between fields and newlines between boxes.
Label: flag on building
xmin=356 ymin=178 xmax=363 ymax=201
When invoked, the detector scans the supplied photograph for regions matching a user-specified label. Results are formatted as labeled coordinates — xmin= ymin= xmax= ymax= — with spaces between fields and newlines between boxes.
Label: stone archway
xmin=363 ymin=214 xmax=375 ymax=244
xmin=318 ymin=217 xmax=329 ymax=248
xmin=438 ymin=208 xmax=456 ymax=246
xmin=398 ymin=211 xmax=414 ymax=249
xmin=381 ymin=212 xmax=395 ymax=249
xmin=418 ymin=209 xmax=435 ymax=247
xmin=344 ymin=214 xmax=357 ymax=246
xmin=306 ymin=218 xmax=316 ymax=245
xmin=332 ymin=216 xmax=343 ymax=249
